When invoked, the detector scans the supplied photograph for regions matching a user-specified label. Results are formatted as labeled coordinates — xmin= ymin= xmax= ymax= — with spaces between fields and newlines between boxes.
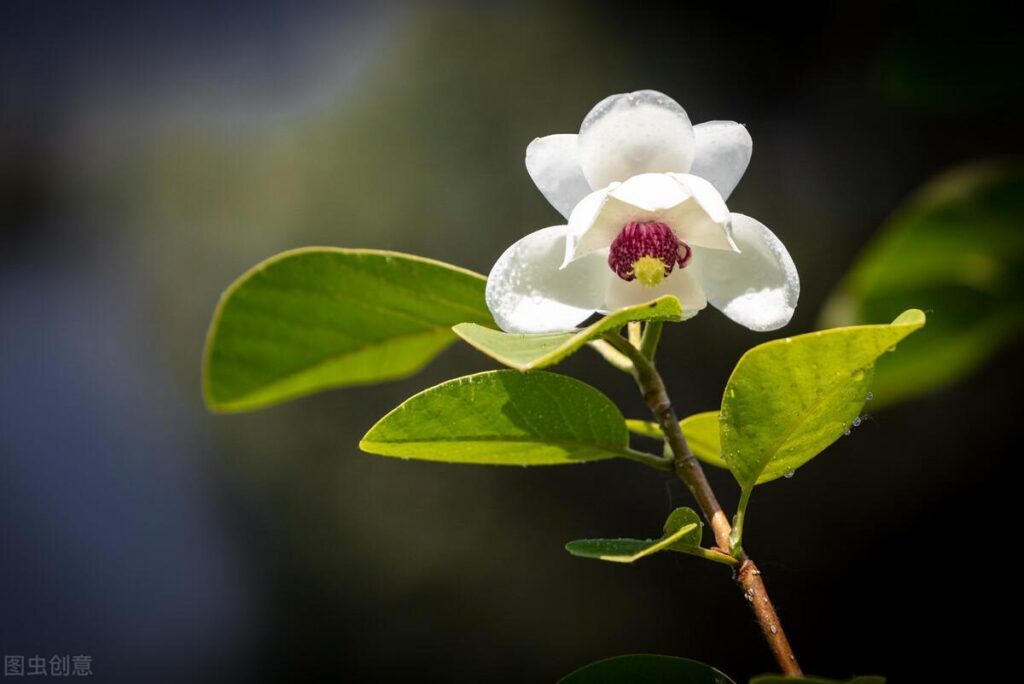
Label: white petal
xmin=486 ymin=225 xmax=607 ymax=333
xmin=603 ymin=267 xmax=707 ymax=318
xmin=663 ymin=174 xmax=737 ymax=251
xmin=577 ymin=90 xmax=695 ymax=189
xmin=565 ymin=173 xmax=735 ymax=263
xmin=563 ymin=184 xmax=614 ymax=266
xmin=525 ymin=134 xmax=593 ymax=219
xmin=690 ymin=213 xmax=799 ymax=331
xmin=690 ymin=121 xmax=753 ymax=200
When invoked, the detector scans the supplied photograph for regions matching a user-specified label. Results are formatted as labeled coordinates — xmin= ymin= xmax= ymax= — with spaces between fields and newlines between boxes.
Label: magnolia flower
xmin=486 ymin=90 xmax=799 ymax=334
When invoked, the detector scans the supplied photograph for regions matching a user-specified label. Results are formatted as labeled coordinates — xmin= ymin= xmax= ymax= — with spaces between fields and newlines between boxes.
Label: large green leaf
xmin=821 ymin=162 xmax=1024 ymax=407
xmin=452 ymin=296 xmax=682 ymax=370
xmin=722 ymin=310 xmax=926 ymax=488
xmin=751 ymin=676 xmax=884 ymax=684
xmin=360 ymin=370 xmax=632 ymax=465
xmin=565 ymin=507 xmax=704 ymax=564
xmin=559 ymin=655 xmax=736 ymax=684
xmin=203 ymin=248 xmax=492 ymax=412
xmin=626 ymin=413 xmax=727 ymax=469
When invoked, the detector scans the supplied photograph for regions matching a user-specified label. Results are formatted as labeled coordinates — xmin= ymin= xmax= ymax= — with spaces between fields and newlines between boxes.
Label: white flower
xmin=486 ymin=90 xmax=799 ymax=334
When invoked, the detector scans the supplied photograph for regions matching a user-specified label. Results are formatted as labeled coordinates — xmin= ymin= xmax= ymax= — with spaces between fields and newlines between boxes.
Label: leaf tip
xmin=563 ymin=541 xmax=588 ymax=558
xmin=357 ymin=438 xmax=385 ymax=456
xmin=892 ymin=308 xmax=926 ymax=328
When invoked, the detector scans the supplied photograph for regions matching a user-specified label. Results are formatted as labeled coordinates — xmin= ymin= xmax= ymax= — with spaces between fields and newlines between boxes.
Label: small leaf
xmin=626 ymin=413 xmax=728 ymax=470
xmin=722 ymin=310 xmax=926 ymax=488
xmin=204 ymin=248 xmax=492 ymax=412
xmin=820 ymin=162 xmax=1024 ymax=407
xmin=661 ymin=507 xmax=704 ymax=551
xmin=452 ymin=296 xmax=682 ymax=370
xmin=360 ymin=370 xmax=631 ymax=465
xmin=565 ymin=507 xmax=707 ymax=564
xmin=751 ymin=676 xmax=885 ymax=684
xmin=559 ymin=654 xmax=736 ymax=684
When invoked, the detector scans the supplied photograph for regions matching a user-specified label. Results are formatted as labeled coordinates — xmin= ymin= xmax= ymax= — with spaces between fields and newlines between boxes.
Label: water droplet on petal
xmin=852 ymin=416 xmax=862 ymax=427
xmin=866 ymin=391 xmax=874 ymax=401
xmin=784 ymin=470 xmax=795 ymax=479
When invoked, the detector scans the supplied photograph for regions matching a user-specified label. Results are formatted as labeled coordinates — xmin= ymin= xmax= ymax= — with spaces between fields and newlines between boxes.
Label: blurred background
xmin=2 ymin=1 xmax=1022 ymax=681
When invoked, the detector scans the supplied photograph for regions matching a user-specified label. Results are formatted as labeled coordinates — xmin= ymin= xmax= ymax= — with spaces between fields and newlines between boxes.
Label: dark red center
xmin=607 ymin=221 xmax=692 ymax=282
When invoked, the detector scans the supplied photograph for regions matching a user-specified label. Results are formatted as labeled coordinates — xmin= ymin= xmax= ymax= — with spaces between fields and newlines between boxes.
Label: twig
xmin=603 ymin=332 xmax=802 ymax=676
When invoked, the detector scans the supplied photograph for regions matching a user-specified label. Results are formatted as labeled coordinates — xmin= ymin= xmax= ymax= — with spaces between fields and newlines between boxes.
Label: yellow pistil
xmin=631 ymin=255 xmax=667 ymax=288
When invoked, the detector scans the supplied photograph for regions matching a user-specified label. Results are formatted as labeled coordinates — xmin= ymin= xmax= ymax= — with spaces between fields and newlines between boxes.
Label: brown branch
xmin=603 ymin=332 xmax=802 ymax=676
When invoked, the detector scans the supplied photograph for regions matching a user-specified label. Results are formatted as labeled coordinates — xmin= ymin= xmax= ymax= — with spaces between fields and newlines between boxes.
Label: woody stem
xmin=602 ymin=331 xmax=802 ymax=676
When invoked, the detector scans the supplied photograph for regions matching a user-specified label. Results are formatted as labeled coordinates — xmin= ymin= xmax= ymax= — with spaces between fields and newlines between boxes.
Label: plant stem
xmin=588 ymin=340 xmax=635 ymax=375
xmin=731 ymin=486 xmax=753 ymax=553
xmin=628 ymin=321 xmax=643 ymax=348
xmin=602 ymin=332 xmax=802 ymax=676
xmin=621 ymin=447 xmax=674 ymax=471
xmin=682 ymin=546 xmax=740 ymax=567
xmin=640 ymin=320 xmax=664 ymax=359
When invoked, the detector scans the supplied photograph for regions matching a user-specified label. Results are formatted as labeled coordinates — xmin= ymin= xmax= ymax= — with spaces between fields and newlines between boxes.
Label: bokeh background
xmin=3 ymin=2 xmax=1022 ymax=682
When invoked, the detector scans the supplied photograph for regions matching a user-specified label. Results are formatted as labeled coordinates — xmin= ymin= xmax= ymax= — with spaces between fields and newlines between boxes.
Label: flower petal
xmin=663 ymin=174 xmax=737 ymax=251
xmin=525 ymin=134 xmax=593 ymax=219
xmin=690 ymin=213 xmax=799 ymax=331
xmin=603 ymin=267 xmax=707 ymax=318
xmin=563 ymin=183 xmax=614 ymax=266
xmin=578 ymin=90 xmax=695 ymax=189
xmin=486 ymin=225 xmax=607 ymax=333
xmin=690 ymin=121 xmax=753 ymax=200
xmin=566 ymin=173 xmax=735 ymax=263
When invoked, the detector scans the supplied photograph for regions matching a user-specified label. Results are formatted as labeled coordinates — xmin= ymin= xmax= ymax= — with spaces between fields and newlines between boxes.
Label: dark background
xmin=2 ymin=2 xmax=1021 ymax=682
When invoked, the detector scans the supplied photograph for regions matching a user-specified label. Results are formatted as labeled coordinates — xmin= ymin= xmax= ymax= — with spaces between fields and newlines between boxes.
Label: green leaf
xmin=452 ymin=296 xmax=682 ymax=370
xmin=681 ymin=412 xmax=728 ymax=469
xmin=722 ymin=310 xmax=926 ymax=488
xmin=564 ymin=507 xmax=725 ymax=565
xmin=751 ymin=676 xmax=885 ymax=684
xmin=360 ymin=370 xmax=632 ymax=465
xmin=625 ymin=419 xmax=664 ymax=441
xmin=820 ymin=162 xmax=1024 ymax=407
xmin=660 ymin=507 xmax=704 ymax=551
xmin=203 ymin=248 xmax=493 ymax=412
xmin=559 ymin=654 xmax=736 ymax=684
xmin=626 ymin=413 xmax=728 ymax=470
